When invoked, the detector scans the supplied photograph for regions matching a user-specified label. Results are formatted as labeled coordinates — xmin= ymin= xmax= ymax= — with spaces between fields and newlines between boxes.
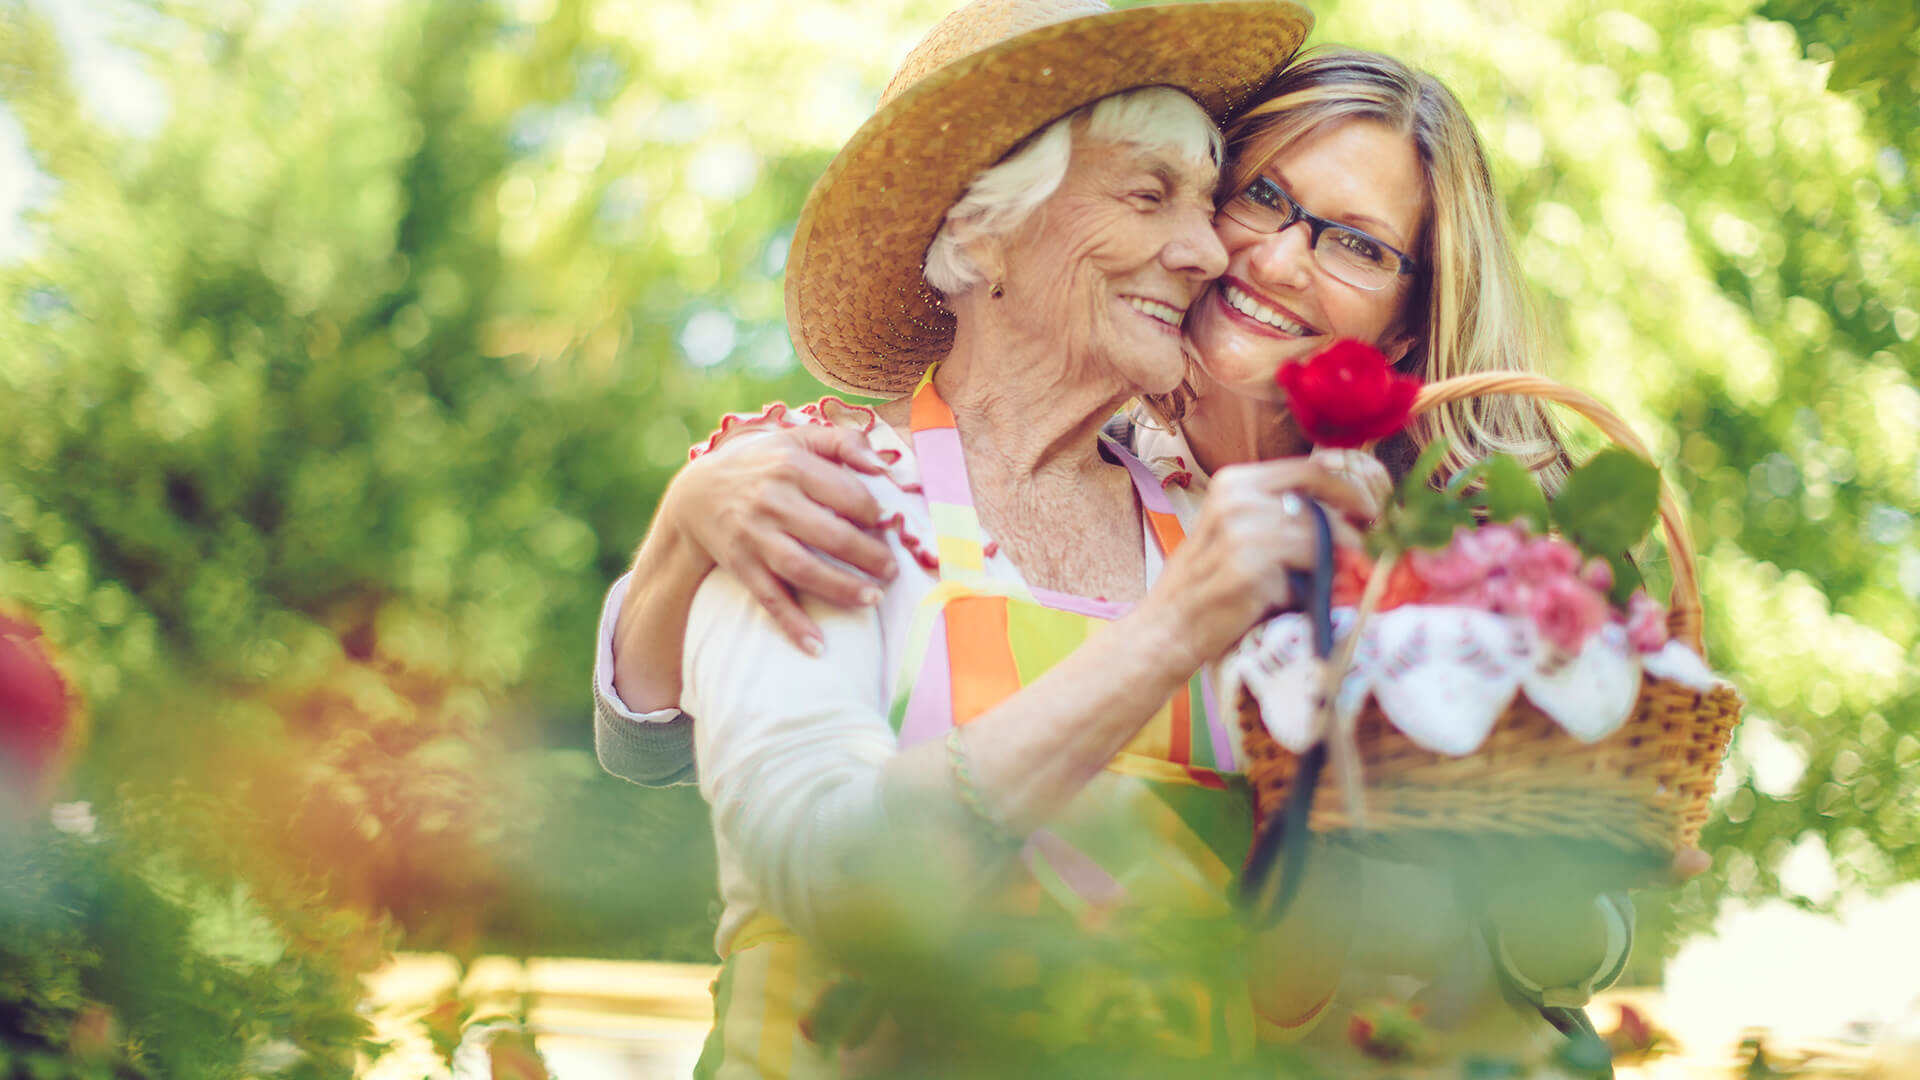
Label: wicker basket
xmin=1238 ymin=372 xmax=1744 ymax=861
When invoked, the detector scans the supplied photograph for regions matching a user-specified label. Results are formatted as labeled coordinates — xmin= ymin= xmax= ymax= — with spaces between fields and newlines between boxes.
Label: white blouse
xmin=677 ymin=416 xmax=1165 ymax=954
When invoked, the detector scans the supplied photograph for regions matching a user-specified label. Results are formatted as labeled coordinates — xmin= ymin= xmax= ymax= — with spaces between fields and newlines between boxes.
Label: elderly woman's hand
xmin=1143 ymin=456 xmax=1388 ymax=670
xmin=660 ymin=423 xmax=898 ymax=651
xmin=1306 ymin=446 xmax=1394 ymax=519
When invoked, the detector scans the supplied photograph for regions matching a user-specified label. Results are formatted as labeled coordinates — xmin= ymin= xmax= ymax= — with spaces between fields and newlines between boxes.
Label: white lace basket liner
xmin=1223 ymin=372 xmax=1744 ymax=856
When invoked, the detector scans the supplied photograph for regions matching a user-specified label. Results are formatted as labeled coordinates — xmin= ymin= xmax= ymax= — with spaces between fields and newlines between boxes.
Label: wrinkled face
xmin=1184 ymin=119 xmax=1427 ymax=403
xmin=989 ymin=135 xmax=1228 ymax=396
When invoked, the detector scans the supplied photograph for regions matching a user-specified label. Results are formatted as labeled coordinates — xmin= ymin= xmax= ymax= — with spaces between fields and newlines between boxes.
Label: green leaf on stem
xmin=1473 ymin=454 xmax=1552 ymax=530
xmin=1390 ymin=439 xmax=1475 ymax=550
xmin=1605 ymin=550 xmax=1645 ymax=608
xmin=1549 ymin=449 xmax=1661 ymax=560
xmin=1399 ymin=437 xmax=1453 ymax=500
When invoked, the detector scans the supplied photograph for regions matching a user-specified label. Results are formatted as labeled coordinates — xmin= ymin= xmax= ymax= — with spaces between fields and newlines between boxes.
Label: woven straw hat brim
xmin=786 ymin=1 xmax=1313 ymax=398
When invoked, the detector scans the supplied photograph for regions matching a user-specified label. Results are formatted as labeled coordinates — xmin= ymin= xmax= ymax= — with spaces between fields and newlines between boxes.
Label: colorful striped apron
xmin=695 ymin=370 xmax=1263 ymax=1078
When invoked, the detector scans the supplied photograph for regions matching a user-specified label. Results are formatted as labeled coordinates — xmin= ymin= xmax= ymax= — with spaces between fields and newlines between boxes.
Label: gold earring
xmin=989 ymin=282 xmax=1005 ymax=300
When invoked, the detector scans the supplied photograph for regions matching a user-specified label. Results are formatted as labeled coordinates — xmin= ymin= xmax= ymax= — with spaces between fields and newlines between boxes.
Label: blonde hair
xmin=924 ymin=87 xmax=1222 ymax=297
xmin=1167 ymin=47 xmax=1570 ymax=488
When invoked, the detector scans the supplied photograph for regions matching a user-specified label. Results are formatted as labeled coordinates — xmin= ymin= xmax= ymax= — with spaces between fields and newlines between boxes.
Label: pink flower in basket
xmin=1510 ymin=535 xmax=1582 ymax=584
xmin=1528 ymin=576 xmax=1611 ymax=654
xmin=1477 ymin=573 xmax=1533 ymax=617
xmin=1625 ymin=591 xmax=1669 ymax=652
xmin=1406 ymin=529 xmax=1495 ymax=594
xmin=1466 ymin=522 xmax=1526 ymax=568
xmin=1580 ymin=557 xmax=1614 ymax=594
xmin=1408 ymin=523 xmax=1531 ymax=603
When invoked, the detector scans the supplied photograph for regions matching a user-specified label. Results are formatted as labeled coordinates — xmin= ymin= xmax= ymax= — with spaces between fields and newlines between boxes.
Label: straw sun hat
xmin=785 ymin=0 xmax=1314 ymax=397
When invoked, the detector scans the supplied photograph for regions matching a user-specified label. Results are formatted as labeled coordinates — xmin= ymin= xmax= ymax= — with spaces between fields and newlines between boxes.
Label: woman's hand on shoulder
xmin=1142 ymin=455 xmax=1387 ymax=670
xmin=659 ymin=423 xmax=898 ymax=651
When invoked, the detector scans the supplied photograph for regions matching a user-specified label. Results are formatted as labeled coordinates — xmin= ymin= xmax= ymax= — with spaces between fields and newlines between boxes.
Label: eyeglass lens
xmin=1224 ymin=179 xmax=1404 ymax=291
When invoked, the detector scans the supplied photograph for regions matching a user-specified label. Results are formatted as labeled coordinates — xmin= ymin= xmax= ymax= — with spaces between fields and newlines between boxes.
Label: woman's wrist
xmin=1113 ymin=596 xmax=1213 ymax=689
xmin=651 ymin=471 xmax=722 ymax=577
xmin=611 ymin=513 xmax=720 ymax=710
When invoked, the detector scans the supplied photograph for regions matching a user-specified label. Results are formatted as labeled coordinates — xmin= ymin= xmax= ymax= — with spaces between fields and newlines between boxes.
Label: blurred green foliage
xmin=2 ymin=800 xmax=377 ymax=1078
xmin=1760 ymin=0 xmax=1920 ymax=185
xmin=0 ymin=0 xmax=1914 ymax=1061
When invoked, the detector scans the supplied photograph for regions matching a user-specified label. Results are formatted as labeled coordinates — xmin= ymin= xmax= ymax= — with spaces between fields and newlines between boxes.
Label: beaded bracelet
xmin=944 ymin=726 xmax=1024 ymax=848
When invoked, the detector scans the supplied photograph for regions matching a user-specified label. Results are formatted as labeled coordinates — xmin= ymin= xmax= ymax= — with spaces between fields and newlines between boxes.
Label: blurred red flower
xmin=1329 ymin=548 xmax=1431 ymax=612
xmin=1275 ymin=339 xmax=1421 ymax=448
xmin=0 ymin=608 xmax=76 ymax=808
xmin=488 ymin=1031 xmax=549 ymax=1080
xmin=67 ymin=1003 xmax=119 ymax=1060
xmin=1344 ymin=999 xmax=1432 ymax=1062
xmin=1605 ymin=1002 xmax=1675 ymax=1062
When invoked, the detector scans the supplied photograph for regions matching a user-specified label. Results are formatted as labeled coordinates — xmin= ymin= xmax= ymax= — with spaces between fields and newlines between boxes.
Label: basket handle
xmin=1409 ymin=371 xmax=1705 ymax=656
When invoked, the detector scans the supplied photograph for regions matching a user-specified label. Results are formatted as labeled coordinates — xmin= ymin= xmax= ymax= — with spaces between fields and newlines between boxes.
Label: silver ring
xmin=1279 ymin=493 xmax=1304 ymax=516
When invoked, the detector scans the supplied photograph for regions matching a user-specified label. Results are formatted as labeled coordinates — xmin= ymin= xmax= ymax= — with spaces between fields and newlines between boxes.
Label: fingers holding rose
xmin=1306 ymin=446 xmax=1393 ymax=526
xmin=1147 ymin=457 xmax=1376 ymax=666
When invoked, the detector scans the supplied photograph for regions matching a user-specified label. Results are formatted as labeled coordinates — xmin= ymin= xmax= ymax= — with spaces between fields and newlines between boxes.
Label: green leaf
xmin=1392 ymin=498 xmax=1474 ymax=551
xmin=1475 ymin=454 xmax=1552 ymax=531
xmin=1444 ymin=461 xmax=1481 ymax=497
xmin=1605 ymin=551 xmax=1645 ymax=608
xmin=1549 ymin=449 xmax=1661 ymax=560
xmin=1389 ymin=438 xmax=1473 ymax=550
xmin=1397 ymin=437 xmax=1454 ymax=504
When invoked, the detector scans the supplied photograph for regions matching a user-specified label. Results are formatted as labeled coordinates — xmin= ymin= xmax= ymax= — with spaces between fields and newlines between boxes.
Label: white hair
xmin=922 ymin=87 xmax=1223 ymax=297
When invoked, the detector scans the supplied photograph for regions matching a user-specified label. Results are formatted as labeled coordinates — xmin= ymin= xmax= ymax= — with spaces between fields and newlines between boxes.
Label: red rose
xmin=1275 ymin=339 xmax=1422 ymax=448
xmin=0 ymin=609 xmax=75 ymax=808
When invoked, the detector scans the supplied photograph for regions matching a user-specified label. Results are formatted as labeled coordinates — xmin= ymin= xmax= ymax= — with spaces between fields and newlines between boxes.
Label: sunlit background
xmin=0 ymin=0 xmax=1915 ymax=1075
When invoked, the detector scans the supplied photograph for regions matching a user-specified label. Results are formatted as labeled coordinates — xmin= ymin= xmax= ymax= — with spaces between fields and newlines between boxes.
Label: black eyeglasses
xmin=1220 ymin=176 xmax=1419 ymax=291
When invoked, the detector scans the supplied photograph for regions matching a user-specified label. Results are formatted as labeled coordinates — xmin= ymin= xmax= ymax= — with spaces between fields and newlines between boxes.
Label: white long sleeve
xmin=679 ymin=419 xmax=1160 ymax=954
xmin=678 ymin=420 xmax=964 ymax=952
xmin=683 ymin=564 xmax=906 ymax=948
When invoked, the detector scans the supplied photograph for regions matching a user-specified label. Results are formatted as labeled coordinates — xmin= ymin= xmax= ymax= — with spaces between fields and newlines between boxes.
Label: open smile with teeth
xmin=1221 ymin=282 xmax=1320 ymax=336
xmin=1124 ymin=295 xmax=1185 ymax=328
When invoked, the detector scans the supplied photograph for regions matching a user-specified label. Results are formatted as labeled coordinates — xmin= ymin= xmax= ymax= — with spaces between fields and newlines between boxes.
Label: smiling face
xmin=1184 ymin=118 xmax=1428 ymax=403
xmin=983 ymin=135 xmax=1228 ymax=396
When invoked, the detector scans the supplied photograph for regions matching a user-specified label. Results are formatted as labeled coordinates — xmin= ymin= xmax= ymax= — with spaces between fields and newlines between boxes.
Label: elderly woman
xmin=640 ymin=0 xmax=1368 ymax=1073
